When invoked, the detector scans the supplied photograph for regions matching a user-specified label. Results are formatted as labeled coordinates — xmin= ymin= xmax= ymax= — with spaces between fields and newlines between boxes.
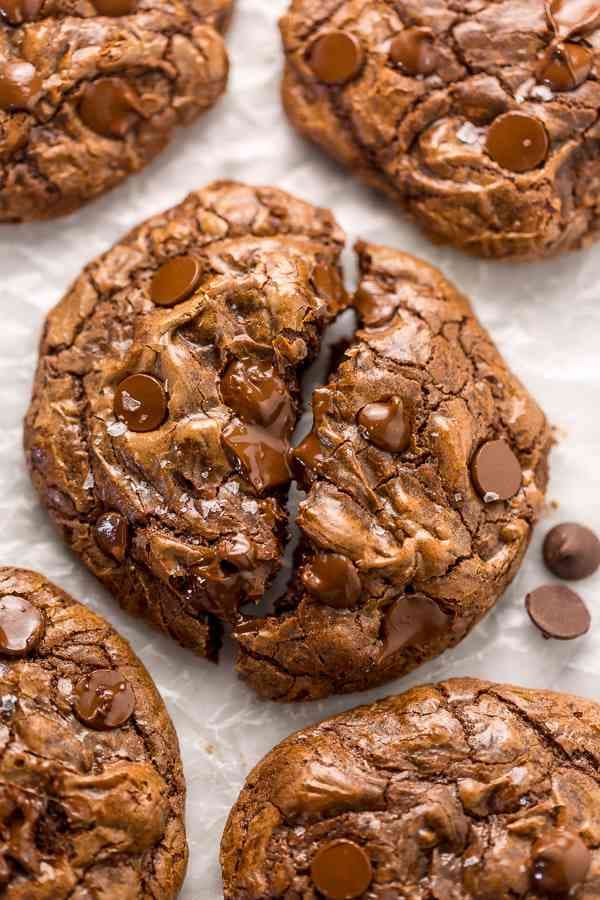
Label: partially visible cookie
xmin=221 ymin=678 xmax=599 ymax=898
xmin=235 ymin=242 xmax=552 ymax=701
xmin=0 ymin=566 xmax=186 ymax=897
xmin=280 ymin=1 xmax=600 ymax=260
xmin=24 ymin=181 xmax=348 ymax=661
xmin=0 ymin=0 xmax=233 ymax=222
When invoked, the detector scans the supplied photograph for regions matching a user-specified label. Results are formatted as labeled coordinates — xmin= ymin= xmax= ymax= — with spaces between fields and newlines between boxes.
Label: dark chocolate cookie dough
xmin=25 ymin=181 xmax=348 ymax=662
xmin=221 ymin=678 xmax=600 ymax=899
xmin=0 ymin=566 xmax=187 ymax=897
xmin=0 ymin=0 xmax=232 ymax=222
xmin=280 ymin=0 xmax=600 ymax=260
xmin=234 ymin=243 xmax=551 ymax=701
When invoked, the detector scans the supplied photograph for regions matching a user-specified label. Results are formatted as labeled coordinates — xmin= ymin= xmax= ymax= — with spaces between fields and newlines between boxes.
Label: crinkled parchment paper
xmin=1 ymin=2 xmax=600 ymax=896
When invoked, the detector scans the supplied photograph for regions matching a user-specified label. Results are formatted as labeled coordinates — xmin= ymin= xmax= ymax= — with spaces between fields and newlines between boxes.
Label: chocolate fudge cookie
xmin=0 ymin=566 xmax=186 ymax=897
xmin=0 ymin=0 xmax=232 ymax=222
xmin=234 ymin=243 xmax=551 ymax=701
xmin=280 ymin=1 xmax=600 ymax=260
xmin=221 ymin=677 xmax=600 ymax=898
xmin=25 ymin=181 xmax=348 ymax=661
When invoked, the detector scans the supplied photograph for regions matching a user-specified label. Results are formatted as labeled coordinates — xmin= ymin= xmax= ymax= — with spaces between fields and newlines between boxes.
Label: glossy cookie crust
xmin=280 ymin=0 xmax=600 ymax=260
xmin=0 ymin=566 xmax=187 ymax=898
xmin=24 ymin=181 xmax=348 ymax=662
xmin=234 ymin=243 xmax=552 ymax=701
xmin=0 ymin=0 xmax=233 ymax=222
xmin=222 ymin=678 xmax=600 ymax=898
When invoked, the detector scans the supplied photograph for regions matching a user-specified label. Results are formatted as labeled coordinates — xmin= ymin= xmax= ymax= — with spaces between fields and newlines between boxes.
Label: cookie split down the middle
xmin=24 ymin=181 xmax=552 ymax=702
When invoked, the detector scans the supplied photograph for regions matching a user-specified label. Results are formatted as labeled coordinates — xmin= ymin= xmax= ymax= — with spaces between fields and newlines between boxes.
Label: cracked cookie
xmin=24 ymin=181 xmax=348 ymax=662
xmin=280 ymin=0 xmax=600 ymax=260
xmin=221 ymin=677 xmax=600 ymax=898
xmin=0 ymin=0 xmax=233 ymax=222
xmin=234 ymin=243 xmax=551 ymax=701
xmin=0 ymin=566 xmax=187 ymax=897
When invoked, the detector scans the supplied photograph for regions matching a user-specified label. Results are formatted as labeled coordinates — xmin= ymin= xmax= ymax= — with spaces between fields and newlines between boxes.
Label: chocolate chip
xmin=114 ymin=373 xmax=168 ymax=433
xmin=389 ymin=28 xmax=436 ymax=76
xmin=222 ymin=421 xmax=291 ymax=493
xmin=309 ymin=31 xmax=364 ymax=85
xmin=79 ymin=78 xmax=139 ymax=138
xmin=150 ymin=256 xmax=202 ymax=307
xmin=0 ymin=0 xmax=41 ymax=23
xmin=544 ymin=523 xmax=600 ymax=581
xmin=310 ymin=839 xmax=373 ymax=900
xmin=526 ymin=584 xmax=591 ymax=639
xmin=486 ymin=112 xmax=549 ymax=173
xmin=93 ymin=0 xmax=137 ymax=14
xmin=73 ymin=669 xmax=135 ymax=730
xmin=0 ymin=596 xmax=45 ymax=658
xmin=221 ymin=359 xmax=294 ymax=437
xmin=216 ymin=533 xmax=256 ymax=572
xmin=0 ymin=62 xmax=42 ymax=112
xmin=381 ymin=594 xmax=450 ymax=660
xmin=291 ymin=431 xmax=331 ymax=485
xmin=471 ymin=439 xmax=522 ymax=502
xmin=94 ymin=512 xmax=128 ymax=562
xmin=312 ymin=263 xmax=347 ymax=304
xmin=547 ymin=0 xmax=600 ymax=39
xmin=532 ymin=829 xmax=591 ymax=895
xmin=357 ymin=397 xmax=410 ymax=453
xmin=538 ymin=42 xmax=592 ymax=91
xmin=302 ymin=554 xmax=361 ymax=609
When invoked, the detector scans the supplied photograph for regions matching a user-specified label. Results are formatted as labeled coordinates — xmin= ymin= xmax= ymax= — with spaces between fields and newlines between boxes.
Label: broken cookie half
xmin=234 ymin=242 xmax=552 ymax=700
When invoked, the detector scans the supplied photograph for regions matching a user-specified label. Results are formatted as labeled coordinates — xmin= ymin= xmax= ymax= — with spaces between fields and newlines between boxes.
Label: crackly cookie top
xmin=0 ymin=0 xmax=233 ymax=221
xmin=25 ymin=181 xmax=347 ymax=661
xmin=221 ymin=678 xmax=600 ymax=898
xmin=0 ymin=567 xmax=186 ymax=898
xmin=234 ymin=242 xmax=552 ymax=701
xmin=280 ymin=0 xmax=600 ymax=259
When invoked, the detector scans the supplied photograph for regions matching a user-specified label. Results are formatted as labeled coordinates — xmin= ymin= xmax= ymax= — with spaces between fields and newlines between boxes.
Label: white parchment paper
xmin=1 ymin=1 xmax=600 ymax=896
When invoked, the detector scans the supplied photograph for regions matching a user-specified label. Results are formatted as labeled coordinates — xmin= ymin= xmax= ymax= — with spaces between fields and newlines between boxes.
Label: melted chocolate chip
xmin=389 ymin=28 xmax=436 ymax=76
xmin=73 ymin=669 xmax=135 ymax=730
xmin=302 ymin=554 xmax=361 ymax=609
xmin=216 ymin=533 xmax=256 ymax=572
xmin=0 ymin=596 xmax=44 ymax=658
xmin=150 ymin=256 xmax=202 ymax=307
xmin=357 ymin=397 xmax=410 ymax=453
xmin=0 ymin=0 xmax=41 ymax=23
xmin=526 ymin=584 xmax=591 ymax=639
xmin=193 ymin=560 xmax=245 ymax=620
xmin=0 ymin=62 xmax=42 ymax=112
xmin=486 ymin=112 xmax=549 ymax=173
xmin=93 ymin=0 xmax=137 ymax=14
xmin=291 ymin=431 xmax=331 ymax=485
xmin=79 ymin=78 xmax=139 ymax=138
xmin=544 ymin=523 xmax=600 ymax=580
xmin=94 ymin=511 xmax=128 ymax=562
xmin=471 ymin=439 xmax=522 ymax=502
xmin=381 ymin=594 xmax=450 ymax=660
xmin=312 ymin=263 xmax=347 ymax=304
xmin=538 ymin=42 xmax=592 ymax=91
xmin=309 ymin=31 xmax=364 ymax=85
xmin=222 ymin=421 xmax=291 ymax=493
xmin=310 ymin=840 xmax=373 ymax=900
xmin=114 ymin=373 xmax=168 ymax=433
xmin=547 ymin=0 xmax=600 ymax=38
xmin=221 ymin=359 xmax=294 ymax=437
xmin=532 ymin=829 xmax=591 ymax=895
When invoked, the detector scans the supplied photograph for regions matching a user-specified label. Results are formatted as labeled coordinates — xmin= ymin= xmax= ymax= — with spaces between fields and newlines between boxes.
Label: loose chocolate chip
xmin=526 ymin=584 xmax=591 ymax=639
xmin=544 ymin=523 xmax=600 ymax=580
xmin=381 ymin=594 xmax=450 ymax=660
xmin=79 ymin=78 xmax=139 ymax=138
xmin=471 ymin=439 xmax=522 ymax=502
xmin=94 ymin=511 xmax=128 ymax=562
xmin=538 ymin=42 xmax=592 ymax=91
xmin=310 ymin=839 xmax=373 ymax=900
xmin=0 ymin=0 xmax=41 ymax=23
xmin=532 ymin=829 xmax=591 ymax=895
xmin=302 ymin=554 xmax=361 ymax=609
xmin=73 ymin=669 xmax=135 ymax=730
xmin=486 ymin=112 xmax=549 ymax=173
xmin=312 ymin=263 xmax=347 ymax=304
xmin=93 ymin=0 xmax=136 ymax=14
xmin=357 ymin=397 xmax=410 ymax=453
xmin=547 ymin=0 xmax=600 ymax=38
xmin=222 ymin=421 xmax=291 ymax=493
xmin=389 ymin=27 xmax=436 ymax=76
xmin=0 ymin=62 xmax=42 ymax=112
xmin=0 ymin=596 xmax=44 ymax=658
xmin=150 ymin=256 xmax=202 ymax=307
xmin=309 ymin=31 xmax=364 ymax=85
xmin=114 ymin=373 xmax=168 ymax=433
xmin=221 ymin=359 xmax=294 ymax=437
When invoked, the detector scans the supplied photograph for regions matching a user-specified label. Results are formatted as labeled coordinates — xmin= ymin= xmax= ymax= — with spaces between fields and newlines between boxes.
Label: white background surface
xmin=1 ymin=1 xmax=600 ymax=896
